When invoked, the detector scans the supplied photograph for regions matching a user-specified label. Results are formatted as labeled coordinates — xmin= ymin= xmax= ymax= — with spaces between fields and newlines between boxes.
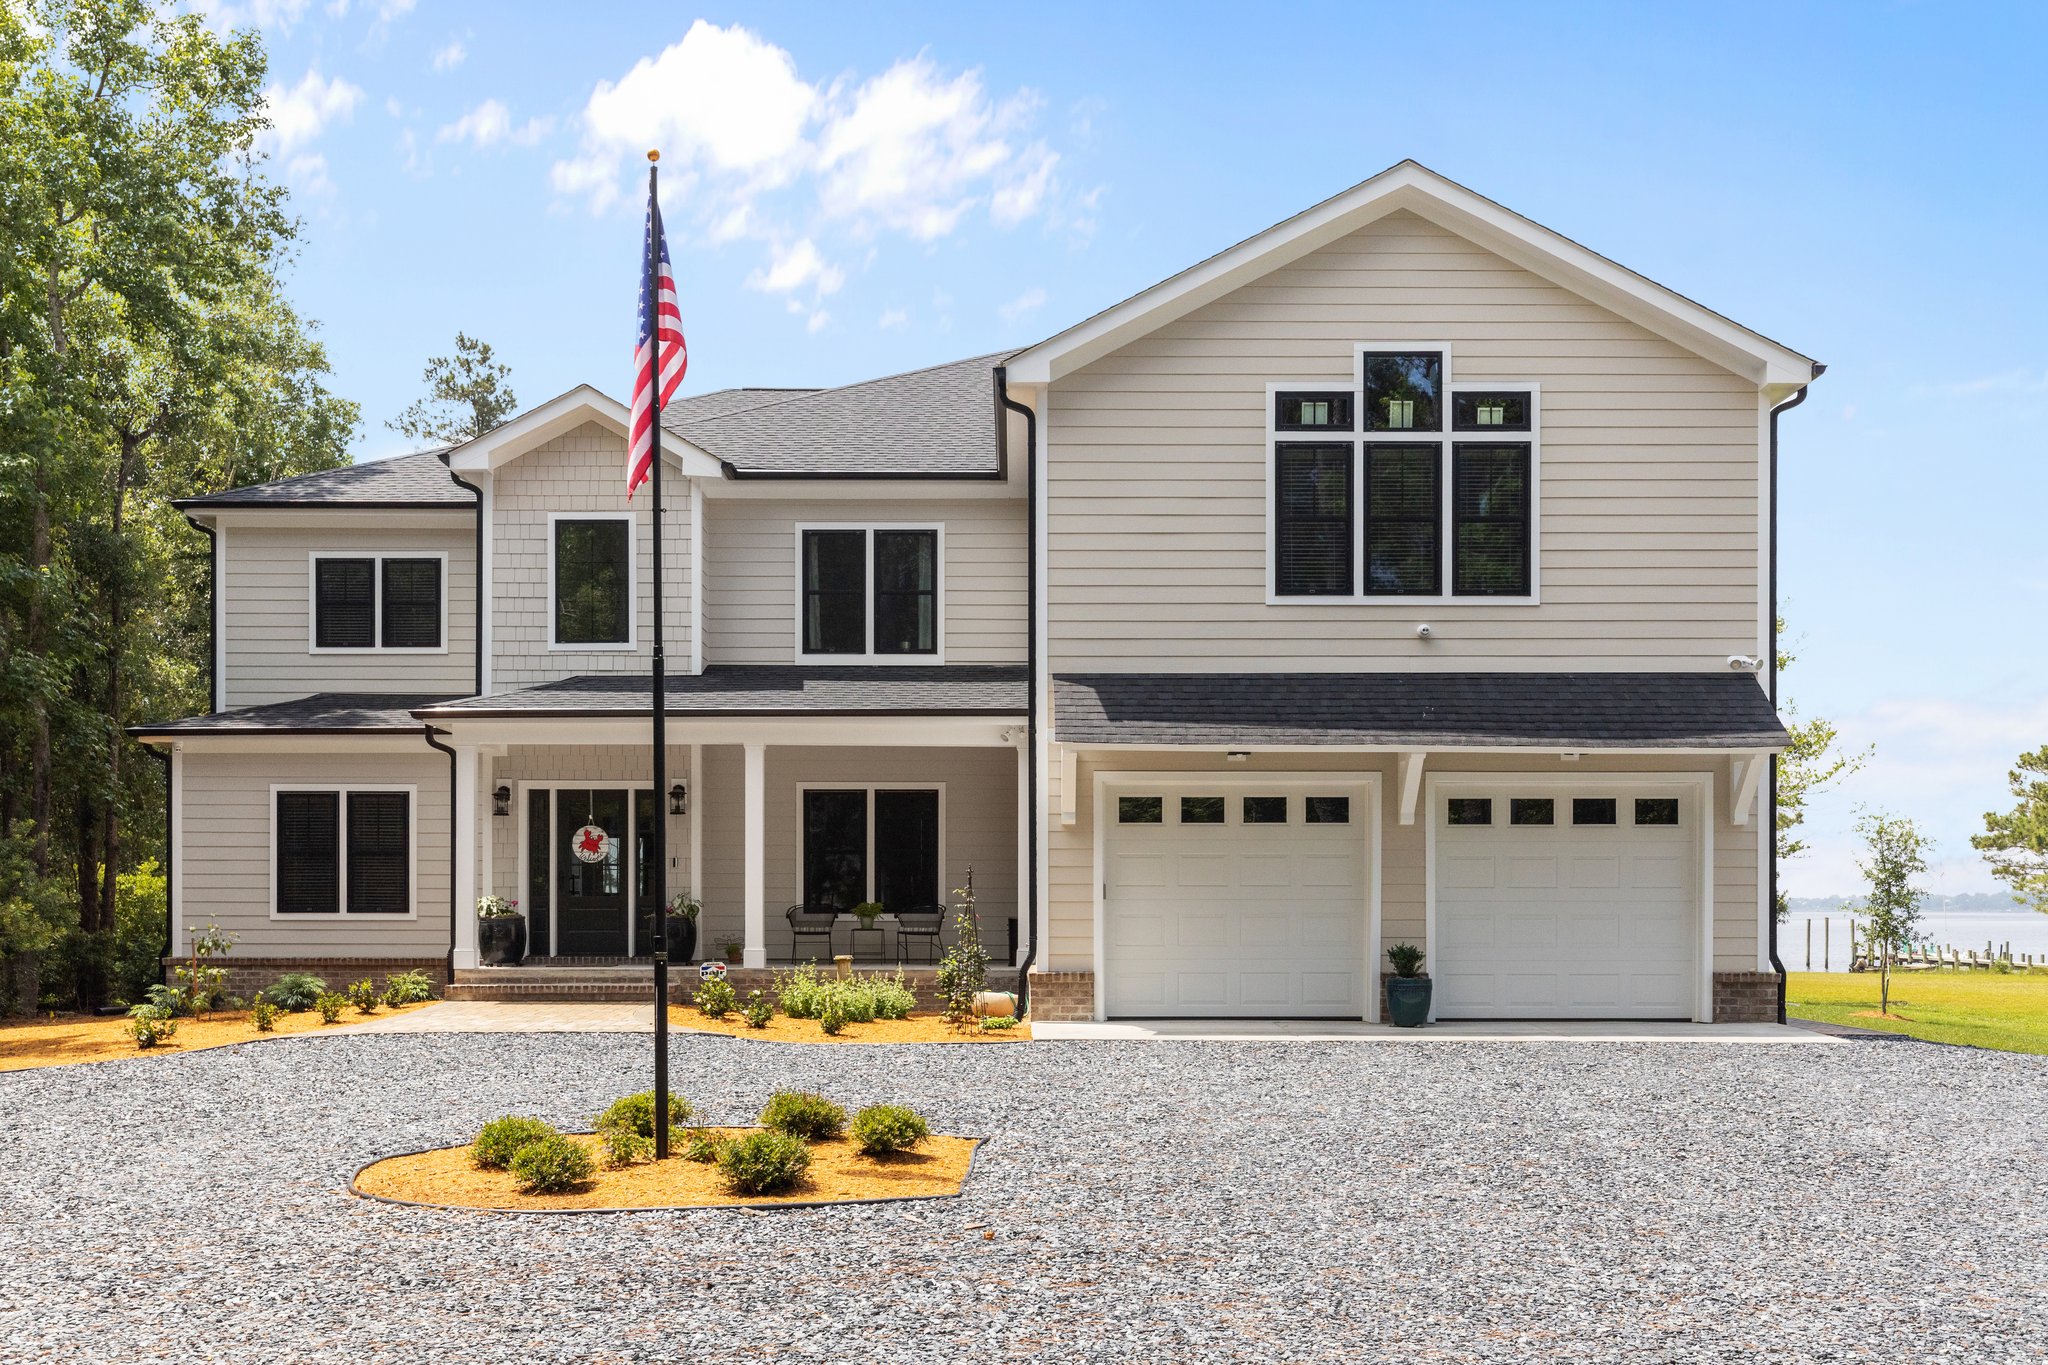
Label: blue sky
xmin=214 ymin=0 xmax=2048 ymax=899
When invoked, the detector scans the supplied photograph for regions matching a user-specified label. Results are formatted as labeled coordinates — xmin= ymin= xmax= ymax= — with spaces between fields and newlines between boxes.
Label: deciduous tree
xmin=1854 ymin=810 xmax=1929 ymax=1016
xmin=1774 ymin=620 xmax=1868 ymax=919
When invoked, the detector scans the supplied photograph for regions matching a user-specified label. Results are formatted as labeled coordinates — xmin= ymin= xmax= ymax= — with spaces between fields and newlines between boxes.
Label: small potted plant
xmin=852 ymin=900 xmax=884 ymax=930
xmin=665 ymin=892 xmax=702 ymax=963
xmin=476 ymin=896 xmax=525 ymax=966
xmin=719 ymin=937 xmax=744 ymax=966
xmin=1384 ymin=942 xmax=1429 ymax=1027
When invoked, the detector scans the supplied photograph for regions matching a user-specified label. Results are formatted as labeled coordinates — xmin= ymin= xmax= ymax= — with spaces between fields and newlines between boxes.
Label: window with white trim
xmin=311 ymin=555 xmax=444 ymax=650
xmin=1270 ymin=348 xmax=1537 ymax=601
xmin=552 ymin=517 xmax=633 ymax=647
xmin=797 ymin=526 xmax=940 ymax=661
xmin=275 ymin=787 xmax=413 ymax=916
xmin=800 ymin=786 xmax=941 ymax=911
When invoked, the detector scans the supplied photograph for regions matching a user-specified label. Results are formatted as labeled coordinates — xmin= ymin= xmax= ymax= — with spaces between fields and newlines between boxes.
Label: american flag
xmin=628 ymin=188 xmax=687 ymax=498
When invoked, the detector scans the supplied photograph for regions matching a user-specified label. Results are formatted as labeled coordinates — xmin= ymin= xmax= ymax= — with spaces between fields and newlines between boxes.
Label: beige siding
xmin=1045 ymin=208 xmax=1763 ymax=672
xmin=1047 ymin=749 xmax=1760 ymax=981
xmin=181 ymin=746 xmax=451 ymax=955
xmin=222 ymin=522 xmax=475 ymax=708
xmin=703 ymin=498 xmax=1025 ymax=665
xmin=490 ymin=422 xmax=693 ymax=688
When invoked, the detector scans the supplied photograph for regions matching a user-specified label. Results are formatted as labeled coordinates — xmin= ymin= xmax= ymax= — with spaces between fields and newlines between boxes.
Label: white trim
xmin=794 ymin=782 xmax=948 ymax=909
xmin=1728 ymin=751 xmax=1766 ymax=825
xmin=1091 ymin=770 xmax=1384 ymax=1024
xmin=1032 ymin=387 xmax=1052 ymax=975
xmin=478 ymin=474 xmax=494 ymax=694
xmin=1004 ymin=160 xmax=1816 ymax=388
xmin=1057 ymin=743 xmax=1077 ymax=827
xmin=687 ymin=743 xmax=703 ymax=901
xmin=1264 ymin=358 xmax=1542 ymax=607
xmin=1397 ymin=750 xmax=1427 ymax=825
xmin=1059 ymin=740 xmax=1784 ymax=757
xmin=791 ymin=523 xmax=947 ymax=665
xmin=212 ymin=527 xmax=227 ymax=707
xmin=170 ymin=744 xmax=188 ymax=957
xmin=743 ymin=742 xmax=766 ymax=968
xmin=1014 ymin=738 xmax=1030 ymax=969
xmin=1422 ymin=770 xmax=1714 ymax=1024
xmin=268 ymin=782 xmax=421 ymax=920
xmin=305 ymin=551 xmax=451 ymax=654
xmin=688 ymin=481 xmax=704 ymax=676
xmin=546 ymin=511 xmax=639 ymax=651
xmin=442 ymin=384 xmax=724 ymax=478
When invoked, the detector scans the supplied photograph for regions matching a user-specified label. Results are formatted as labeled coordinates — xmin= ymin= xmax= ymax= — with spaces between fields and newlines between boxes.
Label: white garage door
xmin=1103 ymin=784 xmax=1369 ymax=1017
xmin=1434 ymin=786 xmax=1698 ymax=1020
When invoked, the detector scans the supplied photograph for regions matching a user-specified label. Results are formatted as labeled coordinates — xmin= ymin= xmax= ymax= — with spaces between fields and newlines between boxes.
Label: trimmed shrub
xmin=979 ymin=1014 xmax=1018 ymax=1031
xmin=251 ymin=992 xmax=279 ymax=1032
xmin=819 ymin=998 xmax=847 ymax=1036
xmin=774 ymin=963 xmax=829 ymax=1019
xmin=679 ymin=1128 xmax=727 ymax=1163
xmin=760 ymin=1089 xmax=845 ymax=1140
xmin=126 ymin=1003 xmax=178 ymax=1048
xmin=743 ymin=990 xmax=773 ymax=1029
xmin=382 ymin=969 xmax=435 ymax=1006
xmin=600 ymin=1126 xmax=653 ymax=1169
xmin=145 ymin=982 xmax=194 ymax=1018
xmin=314 ymin=992 xmax=347 ymax=1024
xmin=850 ymin=1104 xmax=930 ymax=1157
xmin=346 ymin=978 xmax=380 ymax=1014
xmin=871 ymin=972 xmax=917 ymax=1020
xmin=510 ymin=1134 xmax=595 ymax=1193
xmin=265 ymin=973 xmax=328 ymax=1012
xmin=592 ymin=1090 xmax=693 ymax=1138
xmin=775 ymin=964 xmax=917 ymax=1023
xmin=471 ymin=1116 xmax=558 ymax=1170
xmin=694 ymin=976 xmax=739 ymax=1019
xmin=717 ymin=1130 xmax=811 ymax=1196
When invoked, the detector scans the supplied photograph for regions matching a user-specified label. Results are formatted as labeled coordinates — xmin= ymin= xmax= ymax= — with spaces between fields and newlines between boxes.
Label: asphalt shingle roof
xmin=129 ymin=693 xmax=457 ymax=737
xmin=416 ymin=665 xmax=1028 ymax=718
xmin=174 ymin=450 xmax=472 ymax=508
xmin=666 ymin=353 xmax=1009 ymax=476
xmin=1052 ymin=672 xmax=1790 ymax=749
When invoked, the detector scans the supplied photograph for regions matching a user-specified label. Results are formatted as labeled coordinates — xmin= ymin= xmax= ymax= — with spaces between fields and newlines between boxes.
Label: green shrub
xmin=978 ymin=1014 xmax=1018 ymax=1031
xmin=592 ymin=1090 xmax=693 ymax=1138
xmin=871 ymin=971 xmax=917 ymax=1020
xmin=775 ymin=963 xmax=829 ymax=1019
xmin=760 ymin=1089 xmax=845 ymax=1140
xmin=471 ymin=1115 xmax=559 ymax=1170
xmin=849 ymin=1104 xmax=930 ymax=1157
xmin=742 ymin=990 xmax=774 ymax=1028
xmin=145 ymin=982 xmax=194 ymax=1018
xmin=775 ymin=964 xmax=916 ymax=1023
xmin=314 ymin=992 xmax=347 ymax=1024
xmin=936 ymin=875 xmax=990 ymax=1025
xmin=110 ymin=862 xmax=169 ymax=1007
xmin=717 ymin=1130 xmax=811 ymax=1196
xmin=679 ymin=1128 xmax=728 ymax=1163
xmin=251 ymin=992 xmax=279 ymax=1032
xmin=819 ymin=998 xmax=847 ymax=1036
xmin=600 ymin=1126 xmax=653 ymax=1169
xmin=126 ymin=1002 xmax=178 ymax=1048
xmin=382 ymin=969 xmax=436 ymax=1006
xmin=510 ymin=1134 xmax=595 ymax=1193
xmin=265 ymin=973 xmax=328 ymax=1012
xmin=694 ymin=976 xmax=739 ymax=1019
xmin=346 ymin=978 xmax=380 ymax=1014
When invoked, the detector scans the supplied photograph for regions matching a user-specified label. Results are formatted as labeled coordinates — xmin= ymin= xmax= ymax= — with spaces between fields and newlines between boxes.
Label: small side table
xmin=848 ymin=923 xmax=884 ymax=963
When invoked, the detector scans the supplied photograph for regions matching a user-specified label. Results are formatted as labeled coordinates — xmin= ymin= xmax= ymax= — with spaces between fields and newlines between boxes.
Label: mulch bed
xmin=0 ymin=1003 xmax=431 ymax=1072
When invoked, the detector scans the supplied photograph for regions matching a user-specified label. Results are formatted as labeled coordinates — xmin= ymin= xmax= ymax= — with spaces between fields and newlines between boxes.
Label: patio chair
xmin=786 ymin=905 xmax=836 ymax=962
xmin=894 ymin=906 xmax=945 ymax=964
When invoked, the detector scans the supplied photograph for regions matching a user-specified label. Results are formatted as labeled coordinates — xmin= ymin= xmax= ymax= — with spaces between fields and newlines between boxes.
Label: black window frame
xmin=1362 ymin=352 xmax=1443 ymax=433
xmin=379 ymin=557 xmax=443 ymax=649
xmin=872 ymin=529 xmax=939 ymax=657
xmin=312 ymin=557 xmax=375 ymax=649
xmin=800 ymin=526 xmax=942 ymax=660
xmin=1362 ymin=443 xmax=1442 ymax=596
xmin=1451 ymin=442 xmax=1533 ymax=598
xmin=800 ymin=786 xmax=942 ymax=912
xmin=552 ymin=517 xmax=634 ymax=647
xmin=275 ymin=787 xmax=411 ymax=916
xmin=1275 ymin=390 xmax=1354 ymax=432
xmin=1273 ymin=442 xmax=1354 ymax=597
xmin=313 ymin=555 xmax=446 ymax=651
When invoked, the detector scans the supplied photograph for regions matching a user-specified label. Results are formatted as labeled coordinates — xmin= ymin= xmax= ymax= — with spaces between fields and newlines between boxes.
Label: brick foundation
xmin=1712 ymin=970 xmax=1782 ymax=1023
xmin=162 ymin=957 xmax=448 ymax=999
xmin=1024 ymin=970 xmax=1094 ymax=1021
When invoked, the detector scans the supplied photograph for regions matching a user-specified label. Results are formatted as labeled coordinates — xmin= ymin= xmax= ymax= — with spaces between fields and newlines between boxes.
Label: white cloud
xmin=285 ymin=152 xmax=334 ymax=196
xmin=814 ymin=58 xmax=1023 ymax=240
xmin=259 ymin=68 xmax=363 ymax=156
xmin=194 ymin=0 xmax=311 ymax=33
xmin=806 ymin=309 xmax=830 ymax=335
xmin=877 ymin=308 xmax=908 ymax=331
xmin=746 ymin=238 xmax=843 ymax=297
xmin=383 ymin=95 xmax=404 ymax=118
xmin=999 ymin=286 xmax=1046 ymax=322
xmin=431 ymin=40 xmax=466 ymax=72
xmin=397 ymin=128 xmax=428 ymax=178
xmin=438 ymin=99 xmax=552 ymax=149
xmin=991 ymin=142 xmax=1058 ymax=227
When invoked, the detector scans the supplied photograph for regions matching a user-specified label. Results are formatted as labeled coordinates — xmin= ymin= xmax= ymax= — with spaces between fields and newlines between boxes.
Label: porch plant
xmin=1385 ymin=942 xmax=1430 ymax=1027
xmin=476 ymin=895 xmax=525 ymax=966
xmin=851 ymin=900 xmax=884 ymax=930
xmin=665 ymin=892 xmax=703 ymax=962
xmin=719 ymin=937 xmax=743 ymax=966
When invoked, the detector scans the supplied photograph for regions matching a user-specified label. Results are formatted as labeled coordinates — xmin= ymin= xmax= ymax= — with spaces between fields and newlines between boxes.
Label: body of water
xmin=1786 ymin=910 xmax=2048 ymax=972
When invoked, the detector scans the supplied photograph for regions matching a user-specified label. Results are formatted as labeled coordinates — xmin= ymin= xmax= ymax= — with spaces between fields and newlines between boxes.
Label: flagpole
xmin=645 ymin=149 xmax=671 ymax=1162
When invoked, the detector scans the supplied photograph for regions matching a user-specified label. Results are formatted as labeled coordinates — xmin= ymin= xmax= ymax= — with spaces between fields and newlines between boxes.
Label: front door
xmin=555 ymin=788 xmax=631 ymax=956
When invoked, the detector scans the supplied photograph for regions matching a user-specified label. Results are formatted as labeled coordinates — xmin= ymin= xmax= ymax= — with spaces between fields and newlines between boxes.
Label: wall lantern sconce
xmin=491 ymin=785 xmax=511 ymax=818
xmin=668 ymin=781 xmax=689 ymax=816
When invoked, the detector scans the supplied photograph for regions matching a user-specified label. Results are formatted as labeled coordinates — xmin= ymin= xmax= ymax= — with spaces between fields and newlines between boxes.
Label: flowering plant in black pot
xmin=1385 ymin=942 xmax=1430 ymax=1027
xmin=664 ymin=893 xmax=702 ymax=962
xmin=477 ymin=896 xmax=525 ymax=966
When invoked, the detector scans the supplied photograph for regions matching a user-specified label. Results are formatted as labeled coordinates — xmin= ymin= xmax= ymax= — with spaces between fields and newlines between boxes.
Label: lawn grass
xmin=1785 ymin=970 xmax=2048 ymax=1055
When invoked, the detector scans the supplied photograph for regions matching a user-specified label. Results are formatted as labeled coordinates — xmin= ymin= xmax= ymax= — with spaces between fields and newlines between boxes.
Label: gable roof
xmin=666 ymin=353 xmax=1009 ymax=477
xmin=1005 ymin=160 xmax=1820 ymax=394
xmin=174 ymin=449 xmax=471 ymax=510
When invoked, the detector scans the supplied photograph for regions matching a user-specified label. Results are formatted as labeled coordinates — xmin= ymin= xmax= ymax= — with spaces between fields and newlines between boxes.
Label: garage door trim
xmin=1093 ymin=770 xmax=1384 ymax=1023
xmin=1423 ymin=770 xmax=1714 ymax=1023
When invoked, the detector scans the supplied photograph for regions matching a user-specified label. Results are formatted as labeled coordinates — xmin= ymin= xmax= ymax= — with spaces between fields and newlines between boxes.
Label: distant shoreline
xmin=1787 ymin=895 xmax=2033 ymax=915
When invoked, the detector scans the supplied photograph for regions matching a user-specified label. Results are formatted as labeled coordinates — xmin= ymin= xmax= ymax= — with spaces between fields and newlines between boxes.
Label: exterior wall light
xmin=668 ymin=781 xmax=688 ymax=815
xmin=491 ymin=785 xmax=511 ymax=817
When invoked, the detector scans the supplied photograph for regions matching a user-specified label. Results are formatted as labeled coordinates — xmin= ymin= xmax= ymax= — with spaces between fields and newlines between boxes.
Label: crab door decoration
xmin=570 ymin=823 xmax=613 ymax=864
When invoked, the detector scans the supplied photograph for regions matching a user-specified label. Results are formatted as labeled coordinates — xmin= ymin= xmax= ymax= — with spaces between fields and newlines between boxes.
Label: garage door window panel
xmin=1180 ymin=796 xmax=1225 ymax=825
xmin=1510 ymin=798 xmax=1554 ymax=826
xmin=1118 ymin=796 xmax=1163 ymax=824
xmin=1305 ymin=796 xmax=1350 ymax=824
xmin=1572 ymin=798 xmax=1618 ymax=826
xmin=1243 ymin=797 xmax=1288 ymax=824
xmin=1447 ymin=797 xmax=1493 ymax=826
xmin=1636 ymin=798 xmax=1681 ymax=826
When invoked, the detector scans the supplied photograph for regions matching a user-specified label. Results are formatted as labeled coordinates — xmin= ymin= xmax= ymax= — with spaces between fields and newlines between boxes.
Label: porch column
xmin=743 ymin=741 xmax=766 ymax=968
xmin=451 ymin=743 xmax=479 ymax=969
xmin=688 ymin=742 xmax=703 ymax=897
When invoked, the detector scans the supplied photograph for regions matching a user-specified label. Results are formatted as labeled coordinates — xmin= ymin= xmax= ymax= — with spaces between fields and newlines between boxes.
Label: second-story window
xmin=800 ymin=526 xmax=940 ymax=661
xmin=553 ymin=517 xmax=633 ymax=647
xmin=312 ymin=555 xmax=443 ymax=650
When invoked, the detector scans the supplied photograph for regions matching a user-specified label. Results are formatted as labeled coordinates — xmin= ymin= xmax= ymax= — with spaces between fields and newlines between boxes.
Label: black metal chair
xmin=894 ymin=906 xmax=945 ymax=964
xmin=786 ymin=905 xmax=836 ymax=962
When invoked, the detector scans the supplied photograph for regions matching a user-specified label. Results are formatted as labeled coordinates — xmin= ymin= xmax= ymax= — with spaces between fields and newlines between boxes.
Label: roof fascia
xmin=444 ymin=384 xmax=723 ymax=478
xmin=181 ymin=506 xmax=474 ymax=527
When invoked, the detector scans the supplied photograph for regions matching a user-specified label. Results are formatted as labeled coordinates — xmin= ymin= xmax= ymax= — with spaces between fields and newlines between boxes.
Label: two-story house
xmin=135 ymin=162 xmax=1817 ymax=1024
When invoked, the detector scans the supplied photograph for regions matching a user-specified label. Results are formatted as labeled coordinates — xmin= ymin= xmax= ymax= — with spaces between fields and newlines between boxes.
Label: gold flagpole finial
xmin=647 ymin=149 xmax=660 ymax=163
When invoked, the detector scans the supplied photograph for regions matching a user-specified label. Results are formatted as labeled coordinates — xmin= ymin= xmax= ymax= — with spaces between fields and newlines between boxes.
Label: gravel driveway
xmin=3 ymin=1031 xmax=2044 ymax=1363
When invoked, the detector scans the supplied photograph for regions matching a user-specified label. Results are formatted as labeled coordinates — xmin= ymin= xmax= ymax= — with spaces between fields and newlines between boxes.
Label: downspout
xmin=1767 ymin=368 xmax=1820 ymax=1024
xmin=996 ymin=367 xmax=1039 ymax=1012
xmin=182 ymin=513 xmax=218 ymax=713
xmin=422 ymin=724 xmax=459 ymax=981
xmin=437 ymin=453 xmax=486 ymax=696
xmin=144 ymin=745 xmax=172 ymax=987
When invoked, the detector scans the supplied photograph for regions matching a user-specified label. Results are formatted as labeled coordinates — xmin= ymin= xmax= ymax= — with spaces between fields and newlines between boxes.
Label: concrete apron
xmin=1030 ymin=1019 xmax=1837 ymax=1043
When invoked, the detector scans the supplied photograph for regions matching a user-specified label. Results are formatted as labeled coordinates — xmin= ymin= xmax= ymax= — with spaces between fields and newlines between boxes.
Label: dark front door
xmin=556 ymin=788 xmax=630 ymax=956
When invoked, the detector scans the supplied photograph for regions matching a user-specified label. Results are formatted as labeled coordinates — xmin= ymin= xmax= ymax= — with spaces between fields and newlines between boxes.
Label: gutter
xmin=182 ymin=514 xmax=219 ymax=713
xmin=421 ymin=725 xmax=460 ymax=982
xmin=436 ymin=453 xmax=487 ymax=695
xmin=995 ymin=365 xmax=1040 ymax=1012
xmin=1766 ymin=364 xmax=1822 ymax=1024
